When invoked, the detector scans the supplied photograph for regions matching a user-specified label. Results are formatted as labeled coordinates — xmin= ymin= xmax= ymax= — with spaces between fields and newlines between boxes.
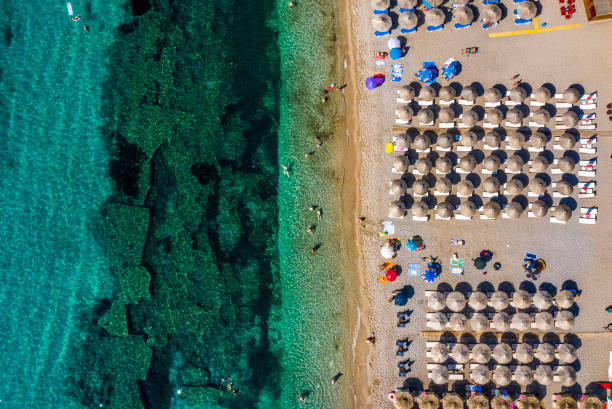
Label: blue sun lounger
xmin=373 ymin=8 xmax=389 ymax=14
xmin=483 ymin=0 xmax=499 ymax=3
xmin=375 ymin=30 xmax=391 ymax=36
xmin=427 ymin=24 xmax=443 ymax=31
xmin=454 ymin=22 xmax=471 ymax=29
xmin=401 ymin=27 xmax=417 ymax=33
xmin=423 ymin=0 xmax=434 ymax=8
xmin=399 ymin=7 xmax=415 ymax=12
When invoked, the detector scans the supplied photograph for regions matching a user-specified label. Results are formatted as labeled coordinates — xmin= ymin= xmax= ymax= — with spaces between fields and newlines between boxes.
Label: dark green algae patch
xmin=68 ymin=1 xmax=283 ymax=408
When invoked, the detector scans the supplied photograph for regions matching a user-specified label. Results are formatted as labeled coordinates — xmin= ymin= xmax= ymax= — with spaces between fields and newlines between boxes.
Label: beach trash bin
xmin=390 ymin=47 xmax=403 ymax=60
xmin=406 ymin=240 xmax=417 ymax=251
xmin=385 ymin=142 xmax=394 ymax=153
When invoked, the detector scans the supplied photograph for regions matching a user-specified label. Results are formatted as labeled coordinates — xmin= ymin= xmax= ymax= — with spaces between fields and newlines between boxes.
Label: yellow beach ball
xmin=385 ymin=142 xmax=394 ymax=153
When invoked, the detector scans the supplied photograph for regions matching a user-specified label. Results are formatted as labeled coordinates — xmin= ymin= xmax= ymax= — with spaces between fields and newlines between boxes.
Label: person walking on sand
xmin=309 ymin=205 xmax=316 ymax=211
xmin=317 ymin=209 xmax=322 ymax=220
xmin=305 ymin=153 xmax=310 ymax=159
xmin=315 ymin=137 xmax=322 ymax=148
xmin=281 ymin=164 xmax=290 ymax=177
xmin=366 ymin=331 xmax=376 ymax=345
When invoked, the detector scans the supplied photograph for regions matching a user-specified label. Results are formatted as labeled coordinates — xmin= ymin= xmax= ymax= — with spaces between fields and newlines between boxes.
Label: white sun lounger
xmin=530 ymin=101 xmax=545 ymax=107
xmin=397 ymin=97 xmax=412 ymax=103
xmin=435 ymin=215 xmax=452 ymax=220
xmin=396 ymin=118 xmax=411 ymax=125
xmin=550 ymin=216 xmax=566 ymax=224
xmin=579 ymin=170 xmax=596 ymax=177
xmin=456 ymin=146 xmax=473 ymax=152
xmin=482 ymin=191 xmax=498 ymax=198
xmin=439 ymin=99 xmax=454 ymax=105
xmin=485 ymin=101 xmax=501 ymax=107
xmin=419 ymin=100 xmax=434 ymax=106
xmin=484 ymin=144 xmax=499 ymax=150
xmin=505 ymin=122 xmax=521 ymax=127
xmin=425 ymin=290 xmax=438 ymax=297
xmin=436 ymin=145 xmax=452 ymax=151
xmin=580 ymin=103 xmax=596 ymax=110
xmin=579 ymin=147 xmax=596 ymax=154
xmin=434 ymin=190 xmax=449 ymax=196
xmin=579 ymin=217 xmax=596 ymax=224
xmin=419 ymin=120 xmax=435 ymax=126
xmin=439 ymin=122 xmax=455 ymax=129
xmin=480 ymin=214 xmax=496 ymax=220
xmin=413 ymin=215 xmax=429 ymax=221
xmin=458 ymin=99 xmax=474 ymax=105
xmin=580 ymin=207 xmax=598 ymax=215
xmin=455 ymin=214 xmax=471 ymax=220
xmin=505 ymin=101 xmax=520 ymax=106
xmin=483 ymin=123 xmax=497 ymax=128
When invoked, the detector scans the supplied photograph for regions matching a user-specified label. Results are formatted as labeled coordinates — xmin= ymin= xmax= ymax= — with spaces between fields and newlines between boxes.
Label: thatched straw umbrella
xmin=514 ymin=366 xmax=534 ymax=386
xmin=506 ymin=201 xmax=524 ymax=219
xmin=399 ymin=11 xmax=419 ymax=29
xmin=485 ymin=131 xmax=502 ymax=148
xmin=507 ymin=108 xmax=524 ymax=124
xmin=483 ymin=201 xmax=501 ymax=218
xmin=530 ymin=132 xmax=547 ymax=149
xmin=493 ymin=366 xmax=512 ymax=386
xmin=460 ymin=130 xmax=478 ymax=148
xmin=533 ymin=108 xmax=551 ymax=125
xmin=556 ymin=180 xmax=573 ymax=196
xmin=399 ymin=85 xmax=416 ymax=101
xmin=484 ymin=88 xmax=502 ymax=103
xmin=453 ymin=6 xmax=474 ymax=25
xmin=468 ymin=394 xmax=489 ymax=409
xmin=390 ymin=179 xmax=408 ymax=195
xmin=372 ymin=14 xmax=392 ymax=31
xmin=528 ymin=178 xmax=547 ymax=195
xmin=470 ymin=367 xmax=490 ymax=385
xmin=412 ymin=200 xmax=429 ymax=217
xmin=508 ymin=131 xmax=526 ymax=148
xmin=556 ymin=289 xmax=575 ymax=309
xmin=459 ymin=155 xmax=477 ymax=172
xmin=469 ymin=291 xmax=488 ymax=311
xmin=418 ymin=108 xmax=435 ymax=124
xmin=462 ymin=110 xmax=479 ymax=127
xmin=558 ymin=157 xmax=576 ymax=173
xmin=415 ymin=134 xmax=432 ymax=150
xmin=558 ymin=343 xmax=577 ymax=363
xmin=449 ymin=313 xmax=468 ymax=331
xmin=482 ymin=4 xmax=502 ymax=23
xmin=516 ymin=1 xmax=537 ymax=19
xmin=419 ymin=392 xmax=441 ymax=409
xmin=535 ymin=365 xmax=553 ymax=385
xmin=435 ymin=177 xmax=452 ymax=194
xmin=413 ymin=179 xmax=430 ymax=195
xmin=511 ymin=312 xmax=531 ymax=332
xmin=506 ymin=178 xmax=525 ymax=195
xmin=431 ymin=343 xmax=450 ymax=363
xmin=416 ymin=157 xmax=433 ymax=174
xmin=389 ymin=201 xmax=407 ymax=218
xmin=421 ymin=86 xmax=436 ymax=101
xmin=460 ymin=200 xmax=478 ymax=218
xmin=532 ymin=156 xmax=549 ymax=173
xmin=436 ymin=157 xmax=453 ymax=173
xmin=554 ymin=204 xmax=572 ymax=221
xmin=484 ymin=176 xmax=501 ymax=193
xmin=516 ymin=396 xmax=540 ymax=409
xmin=429 ymin=312 xmax=448 ymax=331
xmin=393 ymin=391 xmax=415 ymax=409
xmin=457 ymin=180 xmax=474 ymax=197
xmin=563 ymin=87 xmax=581 ymax=104
xmin=487 ymin=108 xmax=503 ymax=125
xmin=440 ymin=86 xmax=457 ymax=101
xmin=372 ymin=0 xmax=390 ymax=9
xmin=438 ymin=132 xmax=455 ymax=149
xmin=425 ymin=8 xmax=445 ymax=26
xmin=559 ymin=132 xmax=576 ymax=149
xmin=534 ymin=87 xmax=552 ymax=103
xmin=446 ymin=291 xmax=466 ymax=312
xmin=493 ymin=343 xmax=513 ymax=364
xmin=509 ymin=87 xmax=528 ymax=103
xmin=443 ymin=394 xmax=464 ymax=409
xmin=534 ymin=311 xmax=554 ymax=331
xmin=580 ymin=397 xmax=603 ymax=409
xmin=557 ymin=396 xmax=578 ymax=409
xmin=492 ymin=395 xmax=511 ymax=409
xmin=506 ymin=155 xmax=525 ymax=172
xmin=531 ymin=200 xmax=549 ymax=218
xmin=558 ymin=367 xmax=577 ymax=387
xmin=393 ymin=156 xmax=409 ymax=173
xmin=490 ymin=291 xmax=509 ymax=311
xmin=439 ymin=107 xmax=456 ymax=123
xmin=472 ymin=343 xmax=492 ymax=364
xmin=535 ymin=343 xmax=555 ymax=363
xmin=514 ymin=289 xmax=532 ymax=309
xmin=437 ymin=201 xmax=454 ymax=219
xmin=515 ymin=343 xmax=534 ymax=364
xmin=398 ymin=0 xmax=418 ymax=8
xmin=462 ymin=86 xmax=478 ymax=101
xmin=534 ymin=290 xmax=553 ymax=309
xmin=563 ymin=111 xmax=579 ymax=128
xmin=492 ymin=312 xmax=511 ymax=331
xmin=398 ymin=105 xmax=414 ymax=121
xmin=395 ymin=135 xmax=410 ymax=151
xmin=470 ymin=313 xmax=489 ymax=332
xmin=484 ymin=155 xmax=502 ymax=172
xmin=451 ymin=344 xmax=470 ymax=363
xmin=428 ymin=292 xmax=446 ymax=311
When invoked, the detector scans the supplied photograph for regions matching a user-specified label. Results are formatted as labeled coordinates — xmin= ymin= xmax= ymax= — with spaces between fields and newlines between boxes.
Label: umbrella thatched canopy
xmin=531 ymin=200 xmax=549 ymax=218
xmin=425 ymin=8 xmax=445 ymax=26
xmin=431 ymin=343 xmax=450 ymax=363
xmin=492 ymin=312 xmax=511 ymax=331
xmin=563 ymin=110 xmax=579 ymax=127
xmin=515 ymin=366 xmax=534 ymax=386
xmin=372 ymin=0 xmax=391 ymax=9
xmin=506 ymin=155 xmax=525 ymax=172
xmin=415 ymin=134 xmax=432 ymax=150
xmin=446 ymin=291 xmax=466 ymax=312
xmin=530 ymin=132 xmax=547 ymax=149
xmin=393 ymin=156 xmax=410 ymax=173
xmin=416 ymin=157 xmax=434 ymax=173
xmin=394 ymin=136 xmax=410 ymax=151
xmin=506 ymin=201 xmax=524 ymax=219
xmin=413 ymin=179 xmax=430 ymax=195
xmin=459 ymin=155 xmax=477 ymax=172
xmin=484 ymin=155 xmax=502 ymax=172
xmin=493 ymin=366 xmax=512 ymax=386
xmin=394 ymin=391 xmax=415 ymax=409
xmin=440 ymin=86 xmax=457 ymax=101
xmin=470 ymin=313 xmax=489 ymax=332
xmin=372 ymin=14 xmax=392 ymax=31
xmin=483 ymin=201 xmax=501 ymax=218
xmin=462 ymin=110 xmax=479 ymax=127
xmin=534 ymin=311 xmax=554 ymax=331
xmin=581 ymin=397 xmax=603 ymax=409
xmin=482 ymin=4 xmax=502 ymax=22
xmin=509 ymin=87 xmax=528 ymax=103
xmin=435 ymin=177 xmax=452 ymax=194
xmin=436 ymin=157 xmax=453 ymax=173
xmin=532 ymin=156 xmax=550 ymax=173
xmin=533 ymin=108 xmax=551 ymax=125
xmin=389 ymin=201 xmax=407 ymax=217
xmin=390 ymin=179 xmax=408 ymax=195
xmin=412 ymin=200 xmax=429 ymax=217
xmin=428 ymin=0 xmax=444 ymax=6
xmin=507 ymin=178 xmax=525 ymax=195
xmin=484 ymin=88 xmax=502 ymax=103
xmin=558 ymin=396 xmax=578 ymax=409
xmin=439 ymin=107 xmax=456 ymax=123
xmin=508 ymin=132 xmax=526 ymax=149
xmin=484 ymin=176 xmax=501 ymax=193
xmin=399 ymin=85 xmax=416 ymax=101
xmin=507 ymin=108 xmax=524 ymax=124
xmin=534 ymin=290 xmax=553 ymax=309
xmin=472 ymin=343 xmax=492 ymax=364
xmin=399 ymin=11 xmax=419 ymax=29
xmin=487 ymin=108 xmax=504 ymax=125
xmin=558 ymin=367 xmax=577 ymax=387
xmin=421 ymin=85 xmax=436 ymax=101
xmin=490 ymin=291 xmax=509 ymax=310
xmin=461 ymin=86 xmax=478 ymax=101
xmin=418 ymin=108 xmax=435 ymax=124
xmin=528 ymin=178 xmax=547 ymax=195
xmin=514 ymin=289 xmax=532 ymax=309
xmin=449 ymin=313 xmax=468 ymax=331
xmin=460 ymin=131 xmax=478 ymax=147
xmin=535 ymin=343 xmax=555 ymax=363
xmin=419 ymin=392 xmax=441 ymax=409
xmin=460 ymin=200 xmax=478 ymax=217
xmin=554 ymin=204 xmax=572 ymax=221
xmin=534 ymin=365 xmax=553 ymax=385
xmin=557 ymin=180 xmax=573 ymax=196
xmin=558 ymin=157 xmax=576 ymax=173
xmin=438 ymin=132 xmax=455 ymax=148
xmin=428 ymin=292 xmax=446 ymax=311
xmin=559 ymin=132 xmax=576 ymax=149
xmin=556 ymin=289 xmax=575 ymax=309
xmin=437 ymin=201 xmax=454 ymax=218
xmin=429 ymin=312 xmax=448 ymax=331
xmin=443 ymin=394 xmax=464 ymax=409
xmin=516 ymin=396 xmax=540 ymax=409
xmin=398 ymin=105 xmax=414 ymax=121
xmin=511 ymin=312 xmax=531 ymax=332
xmin=469 ymin=291 xmax=488 ymax=311
xmin=470 ymin=366 xmax=490 ymax=385
xmin=485 ymin=131 xmax=502 ymax=148
xmin=453 ymin=6 xmax=474 ymax=25
xmin=398 ymin=0 xmax=418 ymax=7
xmin=534 ymin=87 xmax=552 ymax=103
xmin=563 ymin=87 xmax=581 ymax=104
xmin=557 ymin=343 xmax=577 ymax=363
xmin=451 ymin=343 xmax=470 ymax=363
xmin=515 ymin=343 xmax=534 ymax=363
xmin=492 ymin=396 xmax=511 ymax=409
xmin=516 ymin=1 xmax=537 ymax=19
xmin=468 ymin=395 xmax=489 ymax=409
xmin=493 ymin=343 xmax=513 ymax=364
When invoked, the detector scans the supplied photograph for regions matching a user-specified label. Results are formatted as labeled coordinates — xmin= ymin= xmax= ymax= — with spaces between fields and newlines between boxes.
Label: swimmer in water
xmin=72 ymin=13 xmax=81 ymax=22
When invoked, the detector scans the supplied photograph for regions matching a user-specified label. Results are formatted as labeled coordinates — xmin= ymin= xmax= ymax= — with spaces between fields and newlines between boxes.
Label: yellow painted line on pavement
xmin=489 ymin=23 xmax=582 ymax=38
xmin=533 ymin=17 xmax=539 ymax=29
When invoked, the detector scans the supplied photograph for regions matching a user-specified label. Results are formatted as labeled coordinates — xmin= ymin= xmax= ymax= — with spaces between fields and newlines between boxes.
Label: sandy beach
xmin=344 ymin=1 xmax=612 ymax=408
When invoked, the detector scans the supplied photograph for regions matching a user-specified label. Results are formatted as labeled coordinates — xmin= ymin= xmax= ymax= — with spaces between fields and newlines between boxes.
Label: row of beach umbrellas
xmin=427 ymin=290 xmax=575 ymax=312
xmin=429 ymin=363 xmax=576 ymax=386
xmin=428 ymin=310 xmax=575 ymax=331
xmin=429 ymin=342 xmax=577 ymax=365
